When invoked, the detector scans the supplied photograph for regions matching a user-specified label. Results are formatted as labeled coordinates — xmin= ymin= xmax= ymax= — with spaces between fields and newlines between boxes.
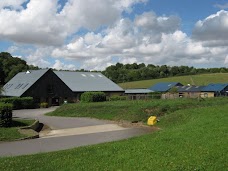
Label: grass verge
xmin=0 ymin=119 xmax=35 ymax=141
xmin=47 ymin=97 xmax=228 ymax=122
xmin=0 ymin=104 xmax=227 ymax=170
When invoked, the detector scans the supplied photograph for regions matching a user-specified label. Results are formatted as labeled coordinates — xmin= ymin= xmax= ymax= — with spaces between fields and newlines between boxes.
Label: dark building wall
xmin=220 ymin=85 xmax=228 ymax=96
xmin=22 ymin=70 xmax=75 ymax=106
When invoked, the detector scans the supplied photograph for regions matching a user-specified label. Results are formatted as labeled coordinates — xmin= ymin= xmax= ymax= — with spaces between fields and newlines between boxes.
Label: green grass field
xmin=0 ymin=119 xmax=35 ymax=141
xmin=47 ymin=97 xmax=228 ymax=122
xmin=119 ymin=73 xmax=228 ymax=89
xmin=0 ymin=101 xmax=227 ymax=171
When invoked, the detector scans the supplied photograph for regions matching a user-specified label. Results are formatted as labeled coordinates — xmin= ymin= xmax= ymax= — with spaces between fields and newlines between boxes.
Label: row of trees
xmin=1 ymin=52 xmax=228 ymax=85
xmin=0 ymin=52 xmax=39 ymax=85
xmin=102 ymin=63 xmax=228 ymax=83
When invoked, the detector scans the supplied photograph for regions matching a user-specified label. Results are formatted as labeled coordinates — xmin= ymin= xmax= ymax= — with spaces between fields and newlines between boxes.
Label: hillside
xmin=119 ymin=73 xmax=228 ymax=89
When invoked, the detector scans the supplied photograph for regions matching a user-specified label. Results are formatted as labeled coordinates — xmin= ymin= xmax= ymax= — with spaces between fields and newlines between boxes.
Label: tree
xmin=0 ymin=52 xmax=39 ymax=85
xmin=169 ymin=87 xmax=178 ymax=94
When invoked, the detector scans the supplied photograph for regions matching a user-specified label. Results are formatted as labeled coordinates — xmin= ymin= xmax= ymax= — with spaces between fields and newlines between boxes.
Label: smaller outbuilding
xmin=201 ymin=83 xmax=228 ymax=98
xmin=177 ymin=85 xmax=205 ymax=98
xmin=148 ymin=82 xmax=183 ymax=92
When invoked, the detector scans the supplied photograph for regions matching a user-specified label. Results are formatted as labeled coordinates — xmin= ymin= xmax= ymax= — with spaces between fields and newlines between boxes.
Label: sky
xmin=0 ymin=0 xmax=228 ymax=70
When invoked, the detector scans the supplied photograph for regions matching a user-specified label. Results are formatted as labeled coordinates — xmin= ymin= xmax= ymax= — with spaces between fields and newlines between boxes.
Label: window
xmin=22 ymin=83 xmax=29 ymax=89
xmin=15 ymin=84 xmax=23 ymax=89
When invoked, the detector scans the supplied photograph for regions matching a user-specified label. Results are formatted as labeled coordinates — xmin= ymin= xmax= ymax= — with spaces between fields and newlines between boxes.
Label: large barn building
xmin=2 ymin=69 xmax=124 ymax=106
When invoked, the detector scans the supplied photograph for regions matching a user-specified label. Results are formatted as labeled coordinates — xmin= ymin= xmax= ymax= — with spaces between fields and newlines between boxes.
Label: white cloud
xmin=52 ymin=60 xmax=76 ymax=70
xmin=0 ymin=0 xmax=27 ymax=10
xmin=192 ymin=10 xmax=228 ymax=46
xmin=1 ymin=2 xmax=228 ymax=70
xmin=0 ymin=0 xmax=65 ymax=46
xmin=0 ymin=0 xmax=145 ymax=46
xmin=135 ymin=12 xmax=180 ymax=34
xmin=25 ymin=47 xmax=53 ymax=68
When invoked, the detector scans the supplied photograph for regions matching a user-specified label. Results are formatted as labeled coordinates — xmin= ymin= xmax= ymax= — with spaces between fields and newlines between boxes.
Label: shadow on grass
xmin=11 ymin=120 xmax=29 ymax=127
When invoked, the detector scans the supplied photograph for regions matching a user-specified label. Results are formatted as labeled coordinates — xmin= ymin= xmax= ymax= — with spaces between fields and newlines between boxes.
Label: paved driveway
xmin=0 ymin=107 xmax=151 ymax=157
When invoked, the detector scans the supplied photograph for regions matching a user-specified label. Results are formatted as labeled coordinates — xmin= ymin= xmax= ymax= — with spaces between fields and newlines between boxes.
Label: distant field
xmin=119 ymin=73 xmax=228 ymax=89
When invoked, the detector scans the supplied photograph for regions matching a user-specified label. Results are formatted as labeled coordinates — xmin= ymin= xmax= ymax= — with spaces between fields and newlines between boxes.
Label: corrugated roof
xmin=202 ymin=83 xmax=228 ymax=92
xmin=54 ymin=71 xmax=124 ymax=92
xmin=177 ymin=85 xmax=205 ymax=92
xmin=125 ymin=89 xmax=154 ymax=94
xmin=2 ymin=69 xmax=49 ymax=97
xmin=148 ymin=82 xmax=183 ymax=92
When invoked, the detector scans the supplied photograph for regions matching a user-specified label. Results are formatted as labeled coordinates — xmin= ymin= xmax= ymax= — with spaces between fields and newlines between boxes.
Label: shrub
xmin=81 ymin=92 xmax=106 ymax=102
xmin=40 ymin=102 xmax=48 ymax=108
xmin=148 ymin=92 xmax=162 ymax=99
xmin=109 ymin=95 xmax=127 ymax=101
xmin=0 ymin=97 xmax=35 ymax=109
xmin=0 ymin=103 xmax=13 ymax=127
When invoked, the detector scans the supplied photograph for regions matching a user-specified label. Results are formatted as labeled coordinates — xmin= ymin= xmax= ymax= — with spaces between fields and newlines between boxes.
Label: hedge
xmin=0 ymin=97 xmax=35 ymax=109
xmin=0 ymin=103 xmax=13 ymax=127
xmin=109 ymin=95 xmax=127 ymax=101
xmin=81 ymin=92 xmax=106 ymax=102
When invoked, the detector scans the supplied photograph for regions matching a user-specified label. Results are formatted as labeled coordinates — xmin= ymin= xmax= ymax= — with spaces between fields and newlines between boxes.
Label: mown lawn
xmin=0 ymin=103 xmax=227 ymax=171
xmin=119 ymin=73 xmax=228 ymax=88
xmin=0 ymin=119 xmax=35 ymax=141
xmin=47 ymin=97 xmax=228 ymax=122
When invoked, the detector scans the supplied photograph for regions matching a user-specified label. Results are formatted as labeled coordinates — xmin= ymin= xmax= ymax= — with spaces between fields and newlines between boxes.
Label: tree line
xmin=102 ymin=63 xmax=228 ymax=83
xmin=1 ymin=52 xmax=228 ymax=85
xmin=0 ymin=52 xmax=39 ymax=85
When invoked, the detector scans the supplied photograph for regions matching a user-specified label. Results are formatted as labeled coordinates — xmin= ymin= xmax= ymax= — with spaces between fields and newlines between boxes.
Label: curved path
xmin=0 ymin=107 xmax=151 ymax=157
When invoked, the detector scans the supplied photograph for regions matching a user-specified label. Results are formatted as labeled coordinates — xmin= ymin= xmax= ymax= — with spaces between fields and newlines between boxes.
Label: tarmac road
xmin=0 ymin=107 xmax=151 ymax=157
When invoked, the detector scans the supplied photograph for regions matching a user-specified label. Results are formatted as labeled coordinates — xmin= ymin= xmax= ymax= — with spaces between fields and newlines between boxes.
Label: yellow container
xmin=147 ymin=116 xmax=157 ymax=126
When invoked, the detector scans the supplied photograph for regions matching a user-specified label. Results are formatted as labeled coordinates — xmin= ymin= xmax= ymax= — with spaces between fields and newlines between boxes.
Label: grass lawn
xmin=0 ymin=119 xmax=35 ymax=141
xmin=119 ymin=73 xmax=228 ymax=88
xmin=47 ymin=97 xmax=228 ymax=122
xmin=0 ymin=103 xmax=227 ymax=171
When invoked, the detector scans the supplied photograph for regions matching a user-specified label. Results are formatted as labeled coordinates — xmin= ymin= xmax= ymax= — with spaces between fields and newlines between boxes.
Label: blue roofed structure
xmin=148 ymin=82 xmax=183 ymax=92
xmin=202 ymin=83 xmax=228 ymax=96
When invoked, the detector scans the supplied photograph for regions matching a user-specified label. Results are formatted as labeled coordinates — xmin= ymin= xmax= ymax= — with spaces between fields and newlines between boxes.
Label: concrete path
xmin=0 ymin=107 xmax=151 ymax=157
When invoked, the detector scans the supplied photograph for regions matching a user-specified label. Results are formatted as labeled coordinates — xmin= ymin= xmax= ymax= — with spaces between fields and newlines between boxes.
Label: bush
xmin=81 ymin=92 xmax=106 ymax=102
xmin=148 ymin=92 xmax=162 ymax=99
xmin=109 ymin=95 xmax=127 ymax=101
xmin=0 ymin=103 xmax=13 ymax=127
xmin=40 ymin=102 xmax=48 ymax=108
xmin=0 ymin=97 xmax=35 ymax=109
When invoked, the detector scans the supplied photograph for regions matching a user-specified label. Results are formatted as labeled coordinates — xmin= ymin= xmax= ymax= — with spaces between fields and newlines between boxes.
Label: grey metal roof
xmin=125 ymin=89 xmax=154 ymax=94
xmin=177 ymin=85 xmax=205 ymax=92
xmin=2 ymin=69 xmax=49 ymax=97
xmin=54 ymin=71 xmax=124 ymax=92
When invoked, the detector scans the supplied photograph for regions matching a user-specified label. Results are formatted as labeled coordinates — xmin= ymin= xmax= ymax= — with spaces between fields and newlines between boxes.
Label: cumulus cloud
xmin=0 ymin=0 xmax=66 ymax=46
xmin=135 ymin=12 xmax=180 ymax=33
xmin=24 ymin=47 xmax=53 ymax=68
xmin=0 ymin=0 xmax=28 ymax=10
xmin=1 ymin=1 xmax=228 ymax=70
xmin=192 ymin=10 xmax=228 ymax=46
xmin=53 ymin=11 xmax=224 ymax=70
xmin=0 ymin=0 xmax=145 ymax=46
xmin=52 ymin=60 xmax=76 ymax=70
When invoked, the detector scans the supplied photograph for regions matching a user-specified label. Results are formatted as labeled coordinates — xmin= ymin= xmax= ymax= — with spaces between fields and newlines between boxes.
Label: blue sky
xmin=0 ymin=0 xmax=228 ymax=70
